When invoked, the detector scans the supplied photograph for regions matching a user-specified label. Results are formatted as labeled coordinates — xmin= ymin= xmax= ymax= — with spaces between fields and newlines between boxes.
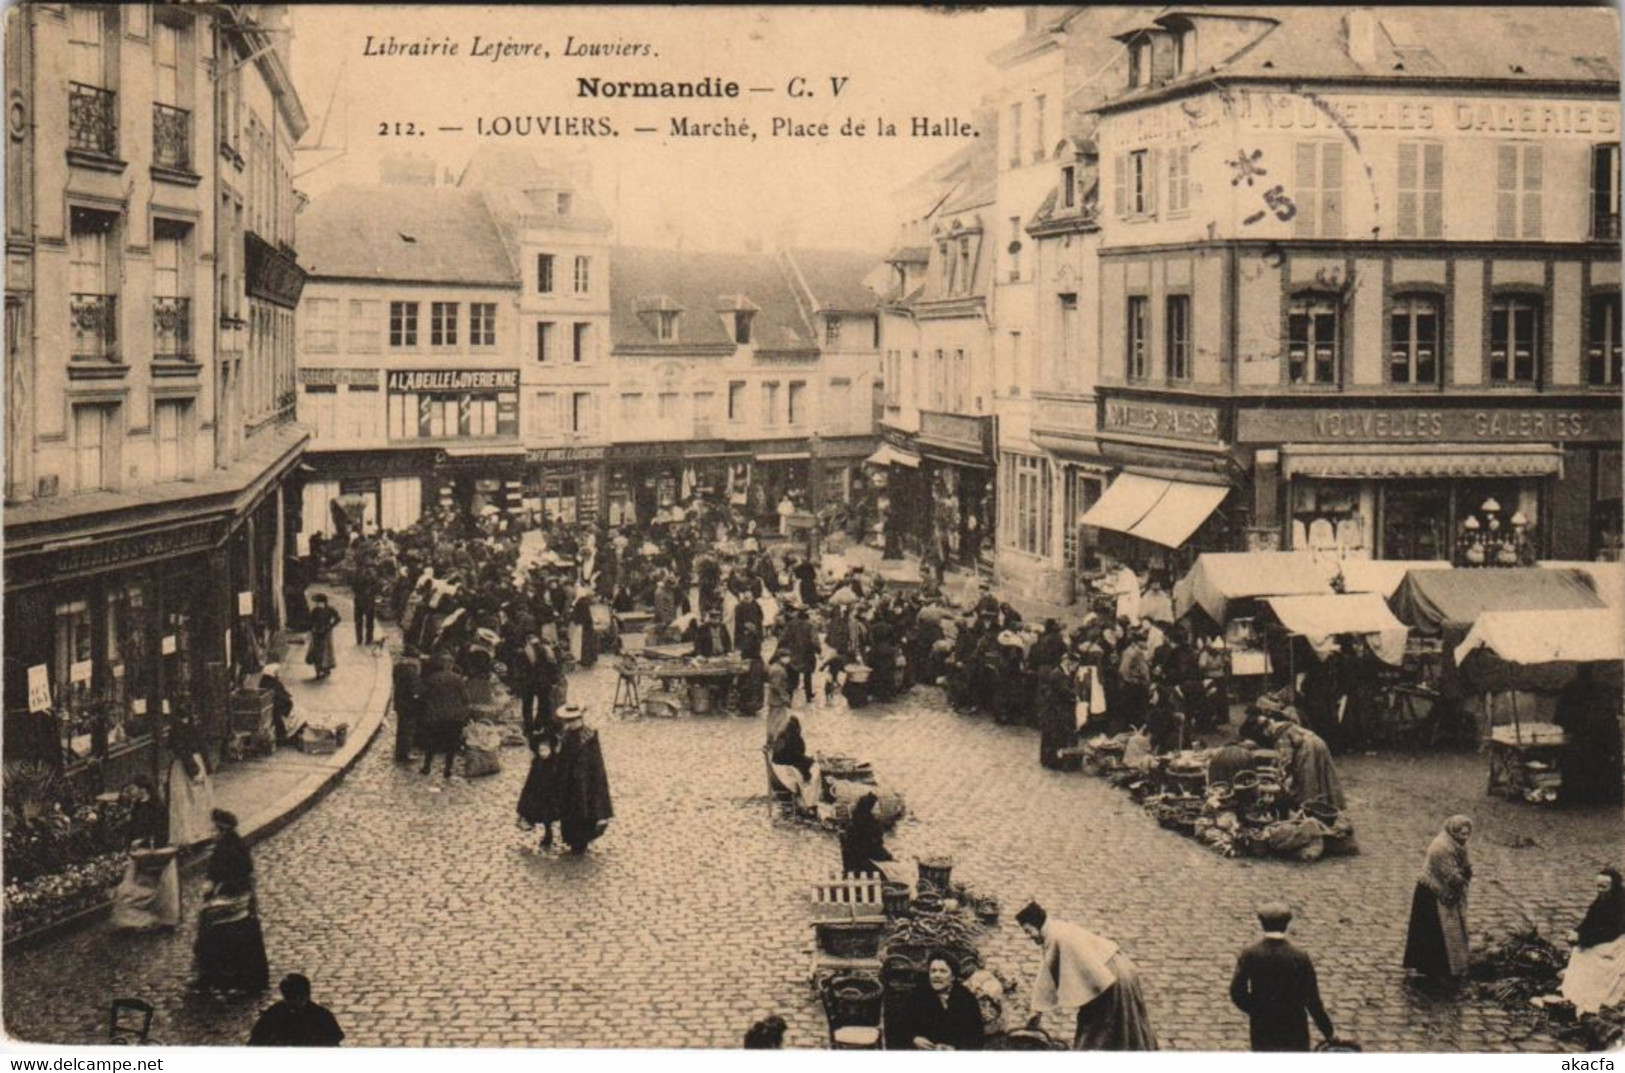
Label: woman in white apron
xmin=165 ymin=716 xmax=216 ymax=847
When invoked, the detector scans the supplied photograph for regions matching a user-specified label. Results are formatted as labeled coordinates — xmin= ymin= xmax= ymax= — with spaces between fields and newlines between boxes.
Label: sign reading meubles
xmin=386 ymin=369 xmax=520 ymax=392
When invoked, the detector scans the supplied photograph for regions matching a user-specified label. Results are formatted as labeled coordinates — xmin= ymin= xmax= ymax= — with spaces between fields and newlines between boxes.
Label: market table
xmin=613 ymin=655 xmax=751 ymax=718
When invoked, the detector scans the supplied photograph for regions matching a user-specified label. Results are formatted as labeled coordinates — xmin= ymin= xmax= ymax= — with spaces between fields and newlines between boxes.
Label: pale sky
xmin=288 ymin=5 xmax=1024 ymax=252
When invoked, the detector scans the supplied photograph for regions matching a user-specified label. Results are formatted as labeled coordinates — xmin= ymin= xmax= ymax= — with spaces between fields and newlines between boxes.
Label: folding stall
xmin=1392 ymin=566 xmax=1610 ymax=747
xmin=1454 ymin=608 xmax=1624 ymax=803
xmin=1172 ymin=553 xmax=1334 ymax=680
xmin=1261 ymin=593 xmax=1414 ymax=742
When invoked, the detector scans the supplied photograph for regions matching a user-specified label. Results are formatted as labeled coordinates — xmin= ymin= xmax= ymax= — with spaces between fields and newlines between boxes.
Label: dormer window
xmin=556 ymin=192 xmax=573 ymax=216
xmin=656 ymin=311 xmax=680 ymax=342
xmin=1129 ymin=38 xmax=1152 ymax=87
xmin=734 ymin=310 xmax=754 ymax=345
xmin=1173 ymin=29 xmax=1192 ymax=76
xmin=1062 ymin=165 xmax=1076 ymax=208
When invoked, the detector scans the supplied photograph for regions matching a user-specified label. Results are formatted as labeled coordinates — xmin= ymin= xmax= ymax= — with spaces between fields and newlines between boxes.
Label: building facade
xmin=4 ymin=3 xmax=308 ymax=784
xmin=1088 ymin=7 xmax=1621 ymax=570
xmin=294 ymin=185 xmax=522 ymax=542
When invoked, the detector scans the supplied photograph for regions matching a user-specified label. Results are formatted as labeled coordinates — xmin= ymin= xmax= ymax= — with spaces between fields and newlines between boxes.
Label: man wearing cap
xmin=1229 ymin=903 xmax=1335 ymax=1051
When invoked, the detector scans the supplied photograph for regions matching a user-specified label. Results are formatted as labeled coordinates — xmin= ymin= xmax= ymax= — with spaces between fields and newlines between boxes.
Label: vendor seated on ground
xmin=769 ymin=714 xmax=821 ymax=813
xmin=256 ymin=664 xmax=297 ymax=746
xmin=839 ymin=791 xmax=893 ymax=877
xmin=1561 ymin=866 xmax=1625 ymax=1015
xmin=896 ymin=954 xmax=985 ymax=1051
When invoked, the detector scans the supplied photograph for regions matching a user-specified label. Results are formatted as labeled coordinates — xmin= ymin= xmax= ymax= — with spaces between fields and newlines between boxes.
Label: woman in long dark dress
xmin=193 ymin=809 xmax=270 ymax=998
xmin=839 ymin=792 xmax=893 ymax=877
xmin=1403 ymin=815 xmax=1473 ymax=983
xmin=1036 ymin=663 xmax=1077 ymax=770
xmin=517 ymin=726 xmax=562 ymax=851
xmin=305 ymin=593 xmax=340 ymax=679
xmin=569 ymin=588 xmax=599 ymax=669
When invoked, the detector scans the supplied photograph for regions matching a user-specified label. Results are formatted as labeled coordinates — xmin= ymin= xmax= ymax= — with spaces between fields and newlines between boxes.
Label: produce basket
xmin=821 ymin=973 xmax=884 ymax=1025
xmin=917 ymin=855 xmax=954 ymax=894
xmin=815 ymin=920 xmax=886 ymax=960
xmin=882 ymin=882 xmax=912 ymax=918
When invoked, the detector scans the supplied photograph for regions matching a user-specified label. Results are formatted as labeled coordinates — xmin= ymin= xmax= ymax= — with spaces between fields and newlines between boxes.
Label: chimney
xmin=1345 ymin=10 xmax=1379 ymax=67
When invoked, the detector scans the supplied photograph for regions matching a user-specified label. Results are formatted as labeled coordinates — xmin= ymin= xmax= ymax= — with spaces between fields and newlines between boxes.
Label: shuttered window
xmin=1294 ymin=142 xmax=1344 ymax=238
xmin=1495 ymin=143 xmax=1543 ymax=240
xmin=1396 ymin=142 xmax=1444 ymax=239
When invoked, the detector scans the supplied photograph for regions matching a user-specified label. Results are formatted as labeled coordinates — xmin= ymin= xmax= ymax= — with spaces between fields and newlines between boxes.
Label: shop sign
xmin=131 ymin=698 xmax=147 ymax=716
xmin=1236 ymin=406 xmax=1622 ymax=444
xmin=238 ymin=592 xmax=253 ymax=616
xmin=1236 ymin=90 xmax=1620 ymax=139
xmin=878 ymin=424 xmax=915 ymax=450
xmin=918 ymin=411 xmax=995 ymax=456
xmin=7 ymin=518 xmax=223 ymax=587
xmin=27 ymin=665 xmax=50 ymax=713
xmin=386 ymin=369 xmax=520 ymax=393
xmin=527 ymin=446 xmax=607 ymax=464
xmin=1101 ymin=399 xmax=1222 ymax=444
xmin=161 ymin=635 xmax=177 ymax=656
xmin=299 ymin=368 xmax=380 ymax=387
xmin=70 ymin=659 xmax=92 ymax=684
xmin=244 ymin=231 xmax=306 ymax=309
xmin=607 ymin=440 xmax=728 ymax=461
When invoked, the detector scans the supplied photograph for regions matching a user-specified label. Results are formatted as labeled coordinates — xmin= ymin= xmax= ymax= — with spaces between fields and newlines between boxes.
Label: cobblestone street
xmin=4 ymin=660 xmax=1619 ymax=1050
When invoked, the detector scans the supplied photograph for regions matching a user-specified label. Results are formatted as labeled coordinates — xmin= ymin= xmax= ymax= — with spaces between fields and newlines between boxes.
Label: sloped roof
xmin=1214 ymin=6 xmax=1618 ymax=83
xmin=609 ymin=247 xmax=814 ymax=351
xmin=299 ymin=186 xmax=517 ymax=285
xmin=785 ymin=248 xmax=884 ymax=313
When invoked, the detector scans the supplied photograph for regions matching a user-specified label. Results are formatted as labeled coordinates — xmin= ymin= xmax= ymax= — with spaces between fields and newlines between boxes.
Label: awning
xmin=1079 ymin=473 xmax=1228 ymax=549
xmin=1265 ymin=592 xmax=1409 ymax=666
xmin=1282 ymin=443 xmax=1563 ymax=480
xmin=1455 ymin=608 xmax=1624 ymax=668
xmin=1393 ymin=566 xmax=1608 ymax=636
xmin=1173 ymin=552 xmax=1334 ymax=622
xmin=1336 ymin=559 xmax=1451 ymax=599
xmin=864 ymin=444 xmax=921 ymax=469
xmin=1540 ymin=561 xmax=1625 ymax=608
xmin=757 ymin=451 xmax=811 ymax=462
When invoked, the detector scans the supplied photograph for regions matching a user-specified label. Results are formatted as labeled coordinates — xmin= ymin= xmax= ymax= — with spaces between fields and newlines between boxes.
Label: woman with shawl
xmin=192 ymin=809 xmax=270 ymax=997
xmin=1561 ymin=867 xmax=1625 ymax=1014
xmin=1403 ymin=815 xmax=1474 ymax=981
xmin=1015 ymin=901 xmax=1157 ymax=1050
xmin=838 ymin=792 xmax=893 ymax=878
xmin=1036 ymin=662 xmax=1077 ymax=770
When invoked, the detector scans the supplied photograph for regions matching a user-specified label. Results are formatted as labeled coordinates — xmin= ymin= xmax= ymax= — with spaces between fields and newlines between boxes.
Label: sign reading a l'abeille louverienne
xmin=386 ymin=369 xmax=519 ymax=393
xmin=1236 ymin=406 xmax=1622 ymax=444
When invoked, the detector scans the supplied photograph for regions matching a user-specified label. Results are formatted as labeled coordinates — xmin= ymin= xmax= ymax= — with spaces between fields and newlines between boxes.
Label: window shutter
xmin=1321 ymin=142 xmax=1344 ymax=238
xmin=1114 ymin=155 xmax=1127 ymax=217
xmin=1422 ymin=143 xmax=1444 ymax=238
xmin=1145 ymin=148 xmax=1160 ymax=215
xmin=1396 ymin=143 xmax=1418 ymax=238
xmin=1495 ymin=144 xmax=1518 ymax=239
xmin=1521 ymin=144 xmax=1543 ymax=239
xmin=1294 ymin=142 xmax=1318 ymax=237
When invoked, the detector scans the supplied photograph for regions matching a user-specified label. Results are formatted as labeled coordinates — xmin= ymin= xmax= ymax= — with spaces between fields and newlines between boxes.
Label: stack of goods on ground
xmin=1470 ymin=929 xmax=1625 ymax=1052
xmin=1079 ymin=734 xmax=1357 ymax=862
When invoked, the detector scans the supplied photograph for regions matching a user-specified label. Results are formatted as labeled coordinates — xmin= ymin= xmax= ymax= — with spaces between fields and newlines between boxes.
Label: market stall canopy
xmin=864 ymin=443 xmax=920 ymax=468
xmin=1336 ymin=559 xmax=1451 ymax=599
xmin=1079 ymin=474 xmax=1228 ymax=549
xmin=1392 ymin=566 xmax=1607 ymax=638
xmin=1539 ymin=561 xmax=1625 ymax=608
xmin=1264 ymin=592 xmax=1409 ymax=666
xmin=1173 ymin=552 xmax=1333 ymax=623
xmin=1454 ymin=608 xmax=1625 ymax=693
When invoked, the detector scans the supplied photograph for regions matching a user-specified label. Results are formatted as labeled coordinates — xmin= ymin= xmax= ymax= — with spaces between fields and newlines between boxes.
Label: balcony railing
xmin=68 ymin=83 xmax=118 ymax=157
xmin=153 ymin=297 xmax=191 ymax=360
xmin=71 ymin=294 xmax=118 ymax=361
xmin=152 ymin=103 xmax=191 ymax=172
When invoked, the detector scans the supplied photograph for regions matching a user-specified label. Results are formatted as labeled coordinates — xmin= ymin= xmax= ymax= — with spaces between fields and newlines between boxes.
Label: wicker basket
xmin=823 ymin=973 xmax=884 ymax=1025
xmin=882 ymin=882 xmax=912 ymax=918
xmin=816 ymin=920 xmax=885 ymax=960
xmin=917 ymin=856 xmax=954 ymax=893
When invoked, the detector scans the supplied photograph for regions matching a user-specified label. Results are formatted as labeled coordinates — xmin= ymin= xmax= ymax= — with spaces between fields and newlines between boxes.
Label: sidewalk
xmin=211 ymin=589 xmax=393 ymax=850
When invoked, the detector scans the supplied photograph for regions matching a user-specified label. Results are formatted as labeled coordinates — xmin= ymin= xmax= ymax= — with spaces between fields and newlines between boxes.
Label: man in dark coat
xmin=249 ymin=973 xmax=345 ymax=1047
xmin=417 ymin=653 xmax=468 ymax=781
xmin=779 ymin=609 xmax=820 ymax=704
xmin=1229 ymin=903 xmax=1335 ymax=1052
xmin=692 ymin=610 xmax=732 ymax=657
xmin=733 ymin=591 xmax=765 ymax=645
xmin=552 ymin=706 xmax=613 ymax=854
xmin=390 ymin=647 xmax=422 ymax=763
xmin=515 ymin=633 xmax=560 ymax=739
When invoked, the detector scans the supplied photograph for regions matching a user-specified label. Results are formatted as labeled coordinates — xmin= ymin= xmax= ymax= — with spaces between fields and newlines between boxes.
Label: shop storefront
xmin=525 ymin=446 xmax=607 ymax=527
xmin=604 ymin=441 xmax=751 ymax=527
xmin=867 ymin=425 xmax=925 ymax=557
xmin=296 ymin=449 xmax=435 ymax=546
xmin=1088 ymin=393 xmax=1238 ymax=576
xmin=916 ymin=411 xmax=996 ymax=569
xmin=4 ymin=427 xmax=307 ymax=788
xmin=1030 ymin=396 xmax=1117 ymax=603
xmin=1239 ymin=402 xmax=1623 ymax=564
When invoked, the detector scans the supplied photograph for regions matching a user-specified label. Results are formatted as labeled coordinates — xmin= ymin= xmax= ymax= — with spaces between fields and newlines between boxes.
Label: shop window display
xmin=1290 ymin=480 xmax=1367 ymax=559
